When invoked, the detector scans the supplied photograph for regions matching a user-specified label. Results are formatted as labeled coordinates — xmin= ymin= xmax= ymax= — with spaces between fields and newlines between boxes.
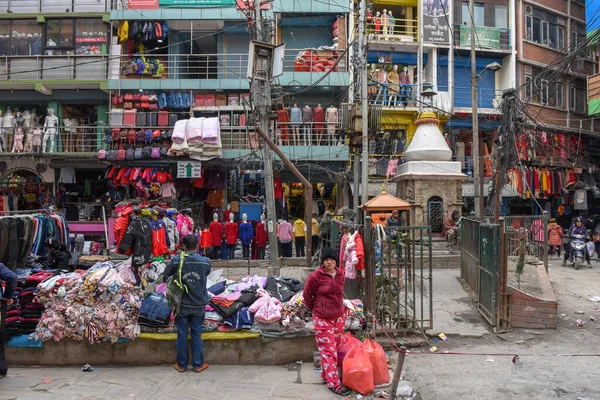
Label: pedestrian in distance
xmin=0 ymin=263 xmax=17 ymax=377
xmin=547 ymin=218 xmax=563 ymax=258
xmin=303 ymin=248 xmax=351 ymax=396
xmin=164 ymin=234 xmax=211 ymax=373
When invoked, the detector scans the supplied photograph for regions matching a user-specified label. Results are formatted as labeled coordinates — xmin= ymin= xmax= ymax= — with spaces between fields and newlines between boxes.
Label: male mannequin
xmin=399 ymin=66 xmax=411 ymax=105
xmin=313 ymin=104 xmax=325 ymax=145
xmin=277 ymin=218 xmax=293 ymax=257
xmin=382 ymin=9 xmax=389 ymax=36
xmin=239 ymin=213 xmax=253 ymax=258
xmin=326 ymin=105 xmax=339 ymax=145
xmin=3 ymin=108 xmax=14 ymax=153
xmin=256 ymin=214 xmax=268 ymax=260
xmin=388 ymin=65 xmax=400 ymax=106
xmin=225 ymin=212 xmax=239 ymax=259
xmin=290 ymin=104 xmax=302 ymax=145
xmin=302 ymin=105 xmax=313 ymax=145
xmin=375 ymin=67 xmax=389 ymax=105
xmin=388 ymin=10 xmax=395 ymax=36
xmin=22 ymin=110 xmax=32 ymax=152
xmin=42 ymin=108 xmax=59 ymax=153
xmin=209 ymin=212 xmax=224 ymax=260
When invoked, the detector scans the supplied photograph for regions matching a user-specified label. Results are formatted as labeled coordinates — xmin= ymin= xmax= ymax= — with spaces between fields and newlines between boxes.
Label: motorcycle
xmin=568 ymin=233 xmax=587 ymax=270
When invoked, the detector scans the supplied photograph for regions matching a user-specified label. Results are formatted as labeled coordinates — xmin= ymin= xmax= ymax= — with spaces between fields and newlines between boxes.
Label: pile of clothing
xmin=169 ymin=117 xmax=223 ymax=161
xmin=31 ymin=262 xmax=144 ymax=344
xmin=4 ymin=271 xmax=53 ymax=337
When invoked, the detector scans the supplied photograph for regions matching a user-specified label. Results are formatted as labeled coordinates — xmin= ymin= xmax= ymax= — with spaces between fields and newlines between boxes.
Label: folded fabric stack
xmin=138 ymin=293 xmax=171 ymax=330
xmin=31 ymin=263 xmax=144 ymax=344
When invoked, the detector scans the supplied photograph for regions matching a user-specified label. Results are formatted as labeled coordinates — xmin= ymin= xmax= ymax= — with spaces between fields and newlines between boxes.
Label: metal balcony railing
xmin=0 ymin=127 xmax=104 ymax=154
xmin=366 ymin=18 xmax=419 ymax=42
xmin=118 ymin=49 xmax=348 ymax=81
xmin=369 ymin=82 xmax=435 ymax=108
xmin=1 ymin=0 xmax=114 ymax=13
xmin=0 ymin=55 xmax=108 ymax=81
xmin=439 ymin=86 xmax=504 ymax=109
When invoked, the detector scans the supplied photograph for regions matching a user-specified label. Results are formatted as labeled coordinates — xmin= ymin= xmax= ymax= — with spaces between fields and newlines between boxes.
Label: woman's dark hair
xmin=182 ymin=234 xmax=198 ymax=251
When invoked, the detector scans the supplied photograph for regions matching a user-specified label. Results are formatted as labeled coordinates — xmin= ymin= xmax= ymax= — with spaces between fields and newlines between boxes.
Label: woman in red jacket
xmin=303 ymin=248 xmax=351 ymax=396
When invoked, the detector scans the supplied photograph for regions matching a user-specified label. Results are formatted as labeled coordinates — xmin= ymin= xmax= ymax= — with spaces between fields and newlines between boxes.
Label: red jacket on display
xmin=200 ymin=229 xmax=212 ymax=249
xmin=114 ymin=207 xmax=133 ymax=251
xmin=225 ymin=222 xmax=239 ymax=245
xmin=209 ymin=221 xmax=224 ymax=247
xmin=303 ymin=266 xmax=345 ymax=320
xmin=256 ymin=222 xmax=268 ymax=248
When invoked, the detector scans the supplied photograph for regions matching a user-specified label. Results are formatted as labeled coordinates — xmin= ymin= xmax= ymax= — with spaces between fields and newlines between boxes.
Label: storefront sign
xmin=177 ymin=162 xmax=202 ymax=178
xmin=422 ymin=0 xmax=450 ymax=43
xmin=128 ymin=0 xmax=159 ymax=9
xmin=76 ymin=37 xmax=107 ymax=44
xmin=459 ymin=25 xmax=501 ymax=49
xmin=159 ymin=0 xmax=236 ymax=7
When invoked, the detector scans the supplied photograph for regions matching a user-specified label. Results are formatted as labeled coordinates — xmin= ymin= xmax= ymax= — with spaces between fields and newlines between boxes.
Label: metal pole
xmin=253 ymin=0 xmax=280 ymax=269
xmin=470 ymin=0 xmax=481 ymax=219
xmin=359 ymin=0 xmax=369 ymax=210
xmin=255 ymin=126 xmax=313 ymax=268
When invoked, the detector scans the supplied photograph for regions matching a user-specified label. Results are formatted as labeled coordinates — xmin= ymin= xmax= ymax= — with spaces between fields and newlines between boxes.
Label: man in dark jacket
xmin=42 ymin=238 xmax=72 ymax=273
xmin=164 ymin=234 xmax=211 ymax=374
xmin=118 ymin=207 xmax=152 ymax=283
xmin=1 ymin=263 xmax=17 ymax=377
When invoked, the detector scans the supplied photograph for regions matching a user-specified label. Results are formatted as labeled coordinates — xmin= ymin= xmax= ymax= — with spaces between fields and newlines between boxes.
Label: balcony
xmin=0 ymin=55 xmax=108 ymax=89
xmin=366 ymin=19 xmax=418 ymax=44
xmin=368 ymin=82 xmax=435 ymax=109
xmin=111 ymin=49 xmax=350 ymax=90
xmin=588 ymin=73 xmax=600 ymax=117
xmin=454 ymin=25 xmax=511 ymax=51
xmin=439 ymin=86 xmax=504 ymax=110
xmin=0 ymin=127 xmax=104 ymax=157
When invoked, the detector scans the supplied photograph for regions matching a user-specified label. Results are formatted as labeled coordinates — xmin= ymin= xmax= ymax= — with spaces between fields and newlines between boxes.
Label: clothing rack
xmin=0 ymin=208 xmax=55 ymax=214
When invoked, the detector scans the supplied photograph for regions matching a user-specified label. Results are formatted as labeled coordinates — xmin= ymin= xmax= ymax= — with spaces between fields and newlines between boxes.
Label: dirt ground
xmin=507 ymin=256 xmax=545 ymax=298
xmin=400 ymin=257 xmax=600 ymax=400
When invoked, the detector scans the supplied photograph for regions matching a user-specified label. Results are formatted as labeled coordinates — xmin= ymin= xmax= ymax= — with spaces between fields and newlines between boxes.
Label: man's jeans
xmin=175 ymin=307 xmax=205 ymax=369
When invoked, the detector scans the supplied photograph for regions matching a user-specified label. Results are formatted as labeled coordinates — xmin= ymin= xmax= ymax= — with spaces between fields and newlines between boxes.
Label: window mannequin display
xmin=382 ymin=9 xmax=389 ymax=36
xmin=313 ymin=104 xmax=325 ymax=145
xmin=12 ymin=128 xmax=24 ymax=153
xmin=209 ymin=212 xmax=224 ymax=260
xmin=278 ymin=219 xmax=293 ymax=257
xmin=375 ymin=11 xmax=382 ymax=33
xmin=290 ymin=104 xmax=302 ymax=146
xmin=388 ymin=65 xmax=400 ymax=106
xmin=326 ymin=106 xmax=339 ymax=146
xmin=375 ymin=67 xmax=389 ymax=105
xmin=302 ymin=105 xmax=313 ymax=145
xmin=42 ymin=108 xmax=59 ymax=153
xmin=22 ymin=110 xmax=32 ymax=152
xmin=293 ymin=218 xmax=307 ymax=257
xmin=225 ymin=212 xmax=239 ymax=259
xmin=388 ymin=11 xmax=395 ymax=36
xmin=3 ymin=108 xmax=14 ymax=153
xmin=399 ymin=66 xmax=411 ymax=106
xmin=256 ymin=214 xmax=268 ymax=260
xmin=239 ymin=213 xmax=253 ymax=258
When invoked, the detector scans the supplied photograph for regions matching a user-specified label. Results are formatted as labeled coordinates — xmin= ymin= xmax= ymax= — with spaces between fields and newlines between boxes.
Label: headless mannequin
xmin=313 ymin=103 xmax=325 ymax=145
xmin=225 ymin=212 xmax=238 ymax=259
xmin=3 ymin=108 xmax=14 ymax=153
xmin=43 ymin=108 xmax=59 ymax=153
xmin=239 ymin=213 xmax=253 ymax=258
xmin=400 ymin=66 xmax=411 ymax=105
xmin=290 ymin=103 xmax=302 ymax=146
xmin=256 ymin=214 xmax=268 ymax=260
xmin=325 ymin=105 xmax=339 ymax=145
xmin=22 ymin=110 xmax=32 ymax=152
xmin=388 ymin=65 xmax=400 ymax=106
xmin=302 ymin=105 xmax=313 ymax=145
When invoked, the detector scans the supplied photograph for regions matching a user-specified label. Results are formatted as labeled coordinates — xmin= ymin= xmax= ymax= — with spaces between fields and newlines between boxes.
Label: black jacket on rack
xmin=118 ymin=215 xmax=152 ymax=269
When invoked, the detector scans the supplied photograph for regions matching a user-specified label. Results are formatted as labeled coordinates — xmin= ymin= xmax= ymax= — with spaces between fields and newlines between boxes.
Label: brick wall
xmin=522 ymin=42 xmax=564 ymax=66
xmin=509 ymin=287 xmax=557 ymax=329
xmin=528 ymin=0 xmax=567 ymax=14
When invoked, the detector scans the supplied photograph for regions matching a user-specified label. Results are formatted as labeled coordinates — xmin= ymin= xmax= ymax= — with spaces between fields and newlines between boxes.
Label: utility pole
xmin=252 ymin=0 xmax=279 ymax=267
xmin=359 ymin=0 xmax=369 ymax=209
xmin=470 ymin=0 xmax=482 ymax=219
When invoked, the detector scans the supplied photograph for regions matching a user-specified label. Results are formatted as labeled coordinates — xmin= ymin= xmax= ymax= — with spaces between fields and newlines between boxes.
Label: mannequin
xmin=276 ymin=106 xmax=290 ymax=145
xmin=293 ymin=218 xmax=307 ymax=257
xmin=0 ymin=110 xmax=4 ymax=152
xmin=388 ymin=10 xmax=395 ymax=36
xmin=277 ymin=218 xmax=293 ymax=257
xmin=224 ymin=203 xmax=233 ymax=222
xmin=302 ymin=105 xmax=313 ymax=145
xmin=375 ymin=67 xmax=389 ymax=104
xmin=13 ymin=127 xmax=24 ymax=153
xmin=163 ymin=210 xmax=179 ymax=252
xmin=63 ymin=118 xmax=72 ymax=153
xmin=31 ymin=109 xmax=40 ymax=128
xmin=313 ymin=103 xmax=325 ymax=145
xmin=239 ymin=213 xmax=253 ymax=258
xmin=22 ymin=110 xmax=32 ymax=152
xmin=256 ymin=214 xmax=268 ymax=260
xmin=209 ymin=212 xmax=224 ymax=260
xmin=388 ymin=65 xmax=400 ymax=106
xmin=32 ymin=128 xmax=42 ymax=153
xmin=368 ymin=64 xmax=378 ymax=100
xmin=11 ymin=111 xmax=24 ymax=153
xmin=382 ymin=9 xmax=389 ymax=36
xmin=3 ymin=108 xmax=14 ymax=153
xmin=326 ymin=105 xmax=339 ymax=145
xmin=290 ymin=103 xmax=302 ymax=145
xmin=375 ymin=11 xmax=382 ymax=34
xmin=399 ymin=66 xmax=411 ymax=105
xmin=225 ymin=212 xmax=239 ymax=259
xmin=42 ymin=108 xmax=59 ymax=153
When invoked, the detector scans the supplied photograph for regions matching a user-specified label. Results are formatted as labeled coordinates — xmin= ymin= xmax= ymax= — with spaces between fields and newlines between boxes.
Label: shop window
xmin=525 ymin=6 xmax=564 ymax=50
xmin=461 ymin=2 xmax=484 ymax=26
xmin=9 ymin=20 xmax=43 ymax=56
xmin=0 ymin=20 xmax=9 ymax=56
xmin=75 ymin=19 xmax=107 ymax=55
xmin=45 ymin=19 xmax=74 ymax=55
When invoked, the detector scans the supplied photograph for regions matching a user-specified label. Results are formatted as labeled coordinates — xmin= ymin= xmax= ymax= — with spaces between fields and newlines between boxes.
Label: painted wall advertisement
xmin=423 ymin=0 xmax=450 ymax=43
xmin=128 ymin=0 xmax=159 ymax=9
xmin=459 ymin=25 xmax=501 ymax=49
xmin=587 ymin=0 xmax=600 ymax=39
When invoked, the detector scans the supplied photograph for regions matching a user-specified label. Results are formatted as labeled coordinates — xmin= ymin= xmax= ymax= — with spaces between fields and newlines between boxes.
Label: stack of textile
xmin=31 ymin=263 xmax=144 ymax=344
xmin=138 ymin=293 xmax=171 ymax=330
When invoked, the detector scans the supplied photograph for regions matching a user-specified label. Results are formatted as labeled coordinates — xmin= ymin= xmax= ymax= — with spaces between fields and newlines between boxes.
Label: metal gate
xmin=365 ymin=220 xmax=433 ymax=334
xmin=428 ymin=197 xmax=443 ymax=233
xmin=460 ymin=218 xmax=505 ymax=327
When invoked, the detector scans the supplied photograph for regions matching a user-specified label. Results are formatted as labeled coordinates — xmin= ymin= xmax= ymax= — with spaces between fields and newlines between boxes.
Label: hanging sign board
xmin=177 ymin=161 xmax=202 ymax=178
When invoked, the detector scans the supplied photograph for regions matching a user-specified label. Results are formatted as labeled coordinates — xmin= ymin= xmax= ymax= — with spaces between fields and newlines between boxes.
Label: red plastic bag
xmin=363 ymin=339 xmax=390 ymax=386
xmin=342 ymin=345 xmax=374 ymax=395
xmin=337 ymin=332 xmax=361 ymax=365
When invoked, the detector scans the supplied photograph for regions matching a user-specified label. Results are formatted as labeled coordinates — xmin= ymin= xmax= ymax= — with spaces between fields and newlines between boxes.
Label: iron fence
xmin=503 ymin=215 xmax=548 ymax=272
xmin=0 ymin=55 xmax=108 ymax=81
